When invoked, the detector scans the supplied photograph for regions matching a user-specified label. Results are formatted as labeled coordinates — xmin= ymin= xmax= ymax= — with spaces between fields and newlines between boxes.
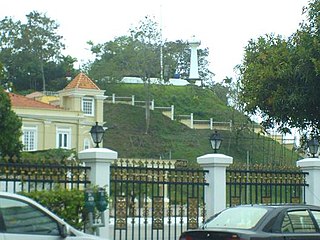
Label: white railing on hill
xmin=105 ymin=93 xmax=245 ymax=131
xmin=104 ymin=93 xmax=296 ymax=149
xmin=105 ymin=94 xmax=175 ymax=119
xmin=176 ymin=113 xmax=232 ymax=130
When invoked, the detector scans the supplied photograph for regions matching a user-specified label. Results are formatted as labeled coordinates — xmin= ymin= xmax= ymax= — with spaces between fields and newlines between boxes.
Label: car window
xmin=281 ymin=213 xmax=294 ymax=232
xmin=311 ymin=210 xmax=320 ymax=228
xmin=282 ymin=210 xmax=316 ymax=233
xmin=205 ymin=207 xmax=267 ymax=229
xmin=0 ymin=196 xmax=60 ymax=235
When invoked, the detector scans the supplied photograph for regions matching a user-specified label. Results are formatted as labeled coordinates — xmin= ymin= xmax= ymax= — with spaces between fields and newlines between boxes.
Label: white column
xmin=171 ymin=105 xmax=174 ymax=120
xmin=78 ymin=148 xmax=118 ymax=239
xmin=188 ymin=35 xmax=201 ymax=80
xmin=112 ymin=93 xmax=115 ymax=103
xmin=190 ymin=113 xmax=194 ymax=129
xmin=132 ymin=95 xmax=135 ymax=106
xmin=197 ymin=153 xmax=233 ymax=218
xmin=297 ymin=158 xmax=320 ymax=206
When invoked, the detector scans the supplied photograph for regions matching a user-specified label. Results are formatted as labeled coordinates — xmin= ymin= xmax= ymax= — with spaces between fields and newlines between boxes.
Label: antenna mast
xmin=160 ymin=4 xmax=164 ymax=81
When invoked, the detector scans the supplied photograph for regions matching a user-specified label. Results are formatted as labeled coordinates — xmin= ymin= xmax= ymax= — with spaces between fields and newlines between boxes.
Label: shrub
xmin=21 ymin=187 xmax=86 ymax=230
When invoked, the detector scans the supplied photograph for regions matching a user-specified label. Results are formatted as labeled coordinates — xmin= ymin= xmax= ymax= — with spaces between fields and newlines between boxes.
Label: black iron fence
xmin=226 ymin=165 xmax=308 ymax=206
xmin=0 ymin=161 xmax=91 ymax=193
xmin=0 ymin=157 xmax=310 ymax=240
xmin=110 ymin=158 xmax=208 ymax=240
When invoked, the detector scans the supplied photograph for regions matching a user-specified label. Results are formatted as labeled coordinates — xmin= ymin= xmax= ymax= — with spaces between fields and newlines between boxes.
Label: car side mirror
xmin=58 ymin=223 xmax=68 ymax=238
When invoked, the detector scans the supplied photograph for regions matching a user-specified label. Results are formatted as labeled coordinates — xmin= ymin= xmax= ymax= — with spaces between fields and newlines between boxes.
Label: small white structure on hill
xmin=188 ymin=35 xmax=201 ymax=83
xmin=121 ymin=77 xmax=191 ymax=86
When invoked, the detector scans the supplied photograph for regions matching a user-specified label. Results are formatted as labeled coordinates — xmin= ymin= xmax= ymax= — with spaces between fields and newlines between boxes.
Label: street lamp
xmin=308 ymin=136 xmax=319 ymax=158
xmin=90 ymin=122 xmax=105 ymax=148
xmin=210 ymin=130 xmax=223 ymax=153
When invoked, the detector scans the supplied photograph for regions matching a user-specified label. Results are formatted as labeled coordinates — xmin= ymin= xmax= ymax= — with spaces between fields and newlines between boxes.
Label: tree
xmin=87 ymin=18 xmax=213 ymax=84
xmin=45 ymin=55 xmax=78 ymax=91
xmin=88 ymin=16 xmax=162 ymax=82
xmin=87 ymin=16 xmax=214 ymax=133
xmin=129 ymin=16 xmax=163 ymax=134
xmin=0 ymin=11 xmax=65 ymax=92
xmin=87 ymin=16 xmax=163 ymax=134
xmin=24 ymin=11 xmax=65 ymax=91
xmin=0 ymin=86 xmax=23 ymax=159
xmin=238 ymin=0 xmax=320 ymax=135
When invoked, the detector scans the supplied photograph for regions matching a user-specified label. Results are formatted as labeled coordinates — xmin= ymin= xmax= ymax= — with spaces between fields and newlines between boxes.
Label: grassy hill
xmin=102 ymin=83 xmax=247 ymax=122
xmin=102 ymin=83 xmax=301 ymax=166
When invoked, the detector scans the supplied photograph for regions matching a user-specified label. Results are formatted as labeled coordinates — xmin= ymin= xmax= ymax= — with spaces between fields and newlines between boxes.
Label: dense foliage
xmin=87 ymin=16 xmax=213 ymax=85
xmin=21 ymin=188 xmax=86 ymax=230
xmin=20 ymin=148 xmax=78 ymax=164
xmin=0 ymin=86 xmax=22 ymax=158
xmin=238 ymin=0 xmax=320 ymax=137
xmin=87 ymin=16 xmax=213 ymax=134
xmin=0 ymin=11 xmax=77 ymax=92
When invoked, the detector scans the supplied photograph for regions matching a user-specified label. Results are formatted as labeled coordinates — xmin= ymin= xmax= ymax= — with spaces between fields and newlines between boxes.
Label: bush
xmin=21 ymin=187 xmax=86 ymax=230
xmin=20 ymin=148 xmax=78 ymax=164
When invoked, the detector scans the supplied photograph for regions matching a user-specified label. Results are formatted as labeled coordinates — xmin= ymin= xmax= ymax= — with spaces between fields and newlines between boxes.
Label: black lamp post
xmin=90 ymin=122 xmax=105 ymax=148
xmin=210 ymin=130 xmax=223 ymax=153
xmin=308 ymin=136 xmax=319 ymax=158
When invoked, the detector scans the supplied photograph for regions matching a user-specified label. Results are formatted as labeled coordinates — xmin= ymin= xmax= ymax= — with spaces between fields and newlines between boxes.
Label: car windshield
xmin=205 ymin=206 xmax=268 ymax=229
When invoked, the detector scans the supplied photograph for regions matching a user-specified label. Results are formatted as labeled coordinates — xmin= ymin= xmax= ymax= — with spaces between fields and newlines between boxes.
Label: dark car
xmin=178 ymin=204 xmax=320 ymax=240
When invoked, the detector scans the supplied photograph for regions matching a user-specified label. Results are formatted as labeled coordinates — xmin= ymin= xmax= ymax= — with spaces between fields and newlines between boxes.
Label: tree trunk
xmin=40 ymin=59 xmax=45 ymax=92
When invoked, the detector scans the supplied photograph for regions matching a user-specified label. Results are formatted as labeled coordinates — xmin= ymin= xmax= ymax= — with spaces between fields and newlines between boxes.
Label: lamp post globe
xmin=308 ymin=137 xmax=319 ymax=158
xmin=210 ymin=130 xmax=222 ymax=153
xmin=90 ymin=122 xmax=105 ymax=148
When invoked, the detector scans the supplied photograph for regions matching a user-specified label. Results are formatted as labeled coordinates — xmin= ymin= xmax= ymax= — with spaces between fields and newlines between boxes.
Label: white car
xmin=0 ymin=191 xmax=105 ymax=239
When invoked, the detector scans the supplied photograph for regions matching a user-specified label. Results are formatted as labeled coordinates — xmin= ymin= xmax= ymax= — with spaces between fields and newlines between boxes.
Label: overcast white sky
xmin=0 ymin=0 xmax=309 ymax=82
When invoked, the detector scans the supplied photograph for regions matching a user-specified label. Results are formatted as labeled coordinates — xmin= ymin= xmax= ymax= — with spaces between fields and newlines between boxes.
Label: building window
xmin=56 ymin=127 xmax=71 ymax=149
xmin=22 ymin=126 xmax=37 ymax=151
xmin=82 ymin=97 xmax=94 ymax=116
xmin=84 ymin=138 xmax=91 ymax=150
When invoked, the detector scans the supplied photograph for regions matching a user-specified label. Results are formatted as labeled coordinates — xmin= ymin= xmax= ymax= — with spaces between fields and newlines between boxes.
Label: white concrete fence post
xmin=197 ymin=153 xmax=233 ymax=218
xmin=171 ymin=105 xmax=174 ymax=120
xmin=78 ymin=148 xmax=118 ymax=239
xmin=297 ymin=158 xmax=320 ymax=206
xmin=112 ymin=93 xmax=115 ymax=103
xmin=190 ymin=113 xmax=194 ymax=129
xmin=131 ymin=95 xmax=135 ymax=106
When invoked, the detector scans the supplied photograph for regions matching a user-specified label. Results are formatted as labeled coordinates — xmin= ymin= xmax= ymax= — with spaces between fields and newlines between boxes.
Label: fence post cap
xmin=297 ymin=158 xmax=320 ymax=168
xmin=78 ymin=147 xmax=118 ymax=162
xmin=197 ymin=153 xmax=233 ymax=166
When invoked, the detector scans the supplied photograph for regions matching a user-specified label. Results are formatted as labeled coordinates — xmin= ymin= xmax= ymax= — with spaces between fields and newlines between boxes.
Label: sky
xmin=0 ymin=0 xmax=310 ymax=82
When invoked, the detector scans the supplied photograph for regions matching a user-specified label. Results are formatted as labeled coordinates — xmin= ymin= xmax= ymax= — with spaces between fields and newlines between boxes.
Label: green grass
xmin=103 ymin=103 xmax=301 ymax=166
xmin=103 ymin=83 xmax=247 ymax=122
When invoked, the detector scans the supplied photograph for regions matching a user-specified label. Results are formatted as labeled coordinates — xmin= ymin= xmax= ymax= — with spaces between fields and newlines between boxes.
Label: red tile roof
xmin=9 ymin=92 xmax=60 ymax=109
xmin=64 ymin=72 xmax=100 ymax=90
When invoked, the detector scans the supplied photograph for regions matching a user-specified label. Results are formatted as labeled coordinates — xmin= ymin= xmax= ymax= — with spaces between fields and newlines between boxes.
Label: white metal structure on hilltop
xmin=188 ymin=35 xmax=201 ymax=81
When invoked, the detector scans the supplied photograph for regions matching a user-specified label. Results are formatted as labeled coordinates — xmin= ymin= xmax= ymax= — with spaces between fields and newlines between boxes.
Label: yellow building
xmin=9 ymin=73 xmax=106 ymax=152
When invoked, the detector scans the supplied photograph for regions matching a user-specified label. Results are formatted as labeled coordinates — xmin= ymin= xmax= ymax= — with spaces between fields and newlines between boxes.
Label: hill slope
xmin=103 ymin=103 xmax=300 ymax=166
xmin=102 ymin=83 xmax=248 ymax=123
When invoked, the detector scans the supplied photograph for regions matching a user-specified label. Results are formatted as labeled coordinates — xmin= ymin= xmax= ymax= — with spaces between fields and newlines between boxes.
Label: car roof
xmin=0 ymin=191 xmax=33 ymax=201
xmin=231 ymin=204 xmax=320 ymax=211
